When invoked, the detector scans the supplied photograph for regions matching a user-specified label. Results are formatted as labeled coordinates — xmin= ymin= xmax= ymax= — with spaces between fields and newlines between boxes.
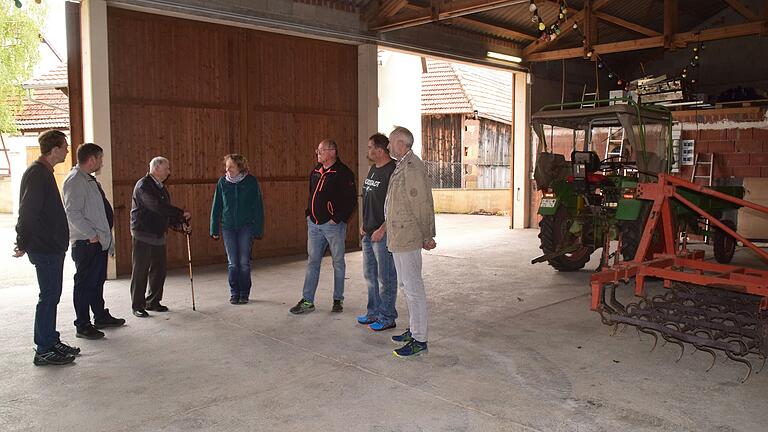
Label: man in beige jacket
xmin=385 ymin=126 xmax=436 ymax=358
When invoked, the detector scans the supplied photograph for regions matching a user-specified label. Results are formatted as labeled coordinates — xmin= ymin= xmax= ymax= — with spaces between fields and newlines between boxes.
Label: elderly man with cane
xmin=129 ymin=156 xmax=191 ymax=317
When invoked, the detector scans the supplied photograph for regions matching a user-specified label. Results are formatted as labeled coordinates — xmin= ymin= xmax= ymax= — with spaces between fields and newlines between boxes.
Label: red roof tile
xmin=422 ymin=59 xmax=512 ymax=124
xmin=22 ymin=64 xmax=68 ymax=89
xmin=13 ymin=64 xmax=69 ymax=132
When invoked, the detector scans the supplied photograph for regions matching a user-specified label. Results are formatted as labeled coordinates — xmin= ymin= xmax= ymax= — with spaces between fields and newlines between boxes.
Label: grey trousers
xmin=392 ymin=249 xmax=428 ymax=342
xmin=130 ymin=237 xmax=167 ymax=310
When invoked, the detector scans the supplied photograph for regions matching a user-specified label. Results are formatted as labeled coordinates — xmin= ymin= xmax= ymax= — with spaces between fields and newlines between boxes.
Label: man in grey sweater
xmin=63 ymin=143 xmax=125 ymax=340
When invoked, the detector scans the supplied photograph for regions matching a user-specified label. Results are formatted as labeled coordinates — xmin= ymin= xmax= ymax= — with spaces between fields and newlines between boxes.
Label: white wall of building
xmin=2 ymin=135 xmax=40 ymax=216
xmin=377 ymin=50 xmax=423 ymax=157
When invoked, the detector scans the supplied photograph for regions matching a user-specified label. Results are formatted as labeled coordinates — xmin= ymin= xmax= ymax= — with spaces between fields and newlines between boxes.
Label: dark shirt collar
xmin=36 ymin=156 xmax=54 ymax=172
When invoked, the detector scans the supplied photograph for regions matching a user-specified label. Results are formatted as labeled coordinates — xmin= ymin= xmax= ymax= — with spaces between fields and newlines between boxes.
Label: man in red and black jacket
xmin=290 ymin=139 xmax=356 ymax=315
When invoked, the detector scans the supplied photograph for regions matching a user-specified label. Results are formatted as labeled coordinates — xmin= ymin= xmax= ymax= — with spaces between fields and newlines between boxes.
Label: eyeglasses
xmin=316 ymin=148 xmax=334 ymax=154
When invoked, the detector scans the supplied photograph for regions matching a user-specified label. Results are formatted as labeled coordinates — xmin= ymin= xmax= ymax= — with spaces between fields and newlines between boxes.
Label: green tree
xmin=1 ymin=1 xmax=46 ymax=133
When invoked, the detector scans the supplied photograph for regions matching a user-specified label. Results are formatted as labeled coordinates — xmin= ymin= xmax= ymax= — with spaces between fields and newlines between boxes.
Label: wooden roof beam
xmin=452 ymin=16 xmax=537 ymax=41
xmin=525 ymin=20 xmax=768 ymax=61
xmin=391 ymin=3 xmax=536 ymax=41
xmin=593 ymin=11 xmax=661 ymax=37
xmin=369 ymin=0 xmax=530 ymax=32
xmin=365 ymin=0 xmax=411 ymax=23
xmin=724 ymin=0 xmax=761 ymax=22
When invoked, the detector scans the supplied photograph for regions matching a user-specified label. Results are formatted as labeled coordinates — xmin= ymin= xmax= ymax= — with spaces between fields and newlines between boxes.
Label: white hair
xmin=390 ymin=126 xmax=414 ymax=148
xmin=149 ymin=156 xmax=169 ymax=171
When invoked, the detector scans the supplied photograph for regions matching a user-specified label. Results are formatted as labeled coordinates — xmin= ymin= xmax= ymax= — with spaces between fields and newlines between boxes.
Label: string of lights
xmin=528 ymin=0 xmax=569 ymax=42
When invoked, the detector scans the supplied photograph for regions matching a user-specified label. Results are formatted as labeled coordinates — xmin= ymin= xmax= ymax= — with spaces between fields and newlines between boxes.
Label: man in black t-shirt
xmin=356 ymin=133 xmax=398 ymax=331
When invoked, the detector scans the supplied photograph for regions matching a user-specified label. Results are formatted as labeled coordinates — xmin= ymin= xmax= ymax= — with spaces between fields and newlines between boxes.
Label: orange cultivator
xmin=591 ymin=174 xmax=768 ymax=382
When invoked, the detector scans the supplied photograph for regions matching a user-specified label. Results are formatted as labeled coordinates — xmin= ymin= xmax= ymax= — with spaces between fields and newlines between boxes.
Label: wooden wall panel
xmin=107 ymin=8 xmax=358 ymax=275
xmin=108 ymin=10 xmax=240 ymax=106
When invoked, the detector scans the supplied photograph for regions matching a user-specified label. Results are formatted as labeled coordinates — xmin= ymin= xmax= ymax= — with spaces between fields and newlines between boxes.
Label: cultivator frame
xmin=591 ymin=173 xmax=768 ymax=381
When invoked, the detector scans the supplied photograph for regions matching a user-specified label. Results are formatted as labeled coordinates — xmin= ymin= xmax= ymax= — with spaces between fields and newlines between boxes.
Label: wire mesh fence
xmin=424 ymin=161 xmax=510 ymax=189
xmin=424 ymin=161 xmax=462 ymax=189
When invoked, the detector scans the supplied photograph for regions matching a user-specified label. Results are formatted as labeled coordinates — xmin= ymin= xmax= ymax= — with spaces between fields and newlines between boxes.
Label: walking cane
xmin=184 ymin=225 xmax=196 ymax=311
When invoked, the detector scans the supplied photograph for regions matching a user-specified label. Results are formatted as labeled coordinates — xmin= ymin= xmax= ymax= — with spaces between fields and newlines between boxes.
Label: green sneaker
xmin=289 ymin=299 xmax=315 ymax=314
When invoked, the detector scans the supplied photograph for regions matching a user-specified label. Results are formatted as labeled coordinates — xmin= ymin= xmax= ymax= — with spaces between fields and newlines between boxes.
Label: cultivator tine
xmin=639 ymin=328 xmax=658 ymax=352
xmin=756 ymin=355 xmax=766 ymax=375
xmin=693 ymin=344 xmax=717 ymax=372
xmin=725 ymin=351 xmax=753 ymax=383
xmin=594 ymin=280 xmax=766 ymax=384
xmin=673 ymin=340 xmax=685 ymax=362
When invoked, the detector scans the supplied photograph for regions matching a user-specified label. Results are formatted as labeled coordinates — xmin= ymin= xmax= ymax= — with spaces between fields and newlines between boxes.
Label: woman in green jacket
xmin=210 ymin=154 xmax=265 ymax=304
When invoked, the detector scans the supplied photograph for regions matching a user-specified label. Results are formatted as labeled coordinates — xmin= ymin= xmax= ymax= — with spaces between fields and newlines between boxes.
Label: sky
xmin=34 ymin=0 xmax=67 ymax=75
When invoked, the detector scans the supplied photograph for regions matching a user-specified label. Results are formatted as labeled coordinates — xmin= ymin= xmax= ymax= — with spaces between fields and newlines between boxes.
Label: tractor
xmin=530 ymin=99 xmax=743 ymax=271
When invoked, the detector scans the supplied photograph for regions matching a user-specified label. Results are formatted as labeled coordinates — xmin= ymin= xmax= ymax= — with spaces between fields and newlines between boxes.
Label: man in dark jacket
xmin=14 ymin=130 xmax=80 ymax=366
xmin=129 ymin=156 xmax=190 ymax=318
xmin=290 ymin=139 xmax=356 ymax=314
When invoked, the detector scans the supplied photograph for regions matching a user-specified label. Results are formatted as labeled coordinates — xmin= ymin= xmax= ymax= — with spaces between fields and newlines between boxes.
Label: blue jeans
xmin=222 ymin=224 xmax=254 ymax=299
xmin=362 ymin=233 xmax=398 ymax=325
xmin=27 ymin=252 xmax=65 ymax=353
xmin=71 ymin=241 xmax=107 ymax=328
xmin=302 ymin=218 xmax=346 ymax=303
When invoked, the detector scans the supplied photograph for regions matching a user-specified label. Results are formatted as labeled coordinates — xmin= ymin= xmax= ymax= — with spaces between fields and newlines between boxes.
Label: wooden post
xmin=664 ymin=0 xmax=678 ymax=49
xmin=65 ymin=1 xmax=83 ymax=162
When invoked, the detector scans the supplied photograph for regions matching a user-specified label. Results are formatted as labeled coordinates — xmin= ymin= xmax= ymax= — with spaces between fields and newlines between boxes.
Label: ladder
xmin=691 ymin=152 xmax=715 ymax=242
xmin=604 ymin=127 xmax=626 ymax=159
xmin=691 ymin=152 xmax=715 ymax=186
xmin=581 ymin=84 xmax=598 ymax=108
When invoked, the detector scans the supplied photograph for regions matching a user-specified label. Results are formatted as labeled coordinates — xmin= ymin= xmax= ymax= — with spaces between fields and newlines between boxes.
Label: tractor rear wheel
xmin=619 ymin=203 xmax=651 ymax=261
xmin=713 ymin=220 xmax=737 ymax=264
xmin=538 ymin=206 xmax=593 ymax=271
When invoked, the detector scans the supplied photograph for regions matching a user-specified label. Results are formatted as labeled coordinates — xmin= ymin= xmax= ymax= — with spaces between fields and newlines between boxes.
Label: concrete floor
xmin=1 ymin=214 xmax=766 ymax=432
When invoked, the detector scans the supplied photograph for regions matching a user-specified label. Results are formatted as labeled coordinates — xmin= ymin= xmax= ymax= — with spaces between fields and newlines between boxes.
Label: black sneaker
xmin=391 ymin=328 xmax=413 ymax=344
xmin=289 ymin=299 xmax=315 ymax=314
xmin=230 ymin=296 xmax=239 ymax=305
xmin=133 ymin=309 xmax=149 ymax=318
xmin=94 ymin=309 xmax=126 ymax=329
xmin=53 ymin=341 xmax=80 ymax=356
xmin=76 ymin=324 xmax=105 ymax=340
xmin=238 ymin=298 xmax=249 ymax=304
xmin=33 ymin=349 xmax=75 ymax=366
xmin=145 ymin=303 xmax=169 ymax=312
xmin=331 ymin=299 xmax=343 ymax=313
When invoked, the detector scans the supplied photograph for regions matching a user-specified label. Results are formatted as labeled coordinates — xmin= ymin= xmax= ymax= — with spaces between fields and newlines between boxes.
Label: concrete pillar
xmin=512 ymin=71 xmax=531 ymax=229
xmin=358 ymin=44 xmax=378 ymax=231
xmin=81 ymin=0 xmax=116 ymax=278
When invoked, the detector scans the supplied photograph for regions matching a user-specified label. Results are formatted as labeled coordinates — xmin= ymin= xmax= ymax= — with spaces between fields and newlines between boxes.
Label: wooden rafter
xmin=366 ymin=0 xmax=411 ymax=22
xmin=724 ymin=0 xmax=761 ymax=21
xmin=593 ymin=11 xmax=661 ymax=37
xmin=369 ymin=0 xmax=529 ymax=32
xmin=522 ymin=0 xmax=614 ymax=57
xmin=525 ymin=20 xmax=768 ymax=61
xmin=452 ymin=16 xmax=537 ymax=41
xmin=376 ymin=2 xmax=536 ymax=42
